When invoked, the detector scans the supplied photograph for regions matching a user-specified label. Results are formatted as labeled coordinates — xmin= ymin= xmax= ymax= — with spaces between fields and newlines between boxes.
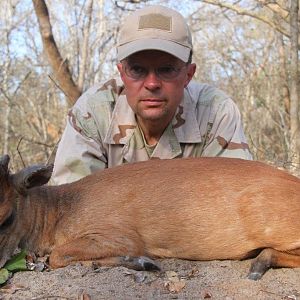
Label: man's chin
xmin=137 ymin=110 xmax=168 ymax=122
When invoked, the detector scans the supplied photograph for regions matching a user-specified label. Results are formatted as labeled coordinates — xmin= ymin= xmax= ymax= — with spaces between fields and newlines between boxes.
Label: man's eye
xmin=129 ymin=65 xmax=147 ymax=75
xmin=158 ymin=66 xmax=177 ymax=75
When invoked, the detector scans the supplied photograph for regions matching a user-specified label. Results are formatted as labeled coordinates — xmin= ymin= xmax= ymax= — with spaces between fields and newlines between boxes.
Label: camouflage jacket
xmin=52 ymin=78 xmax=252 ymax=184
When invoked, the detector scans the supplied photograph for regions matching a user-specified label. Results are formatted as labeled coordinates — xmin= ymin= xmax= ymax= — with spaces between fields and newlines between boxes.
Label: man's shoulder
xmin=68 ymin=78 xmax=125 ymax=139
xmin=186 ymin=81 xmax=231 ymax=106
xmin=74 ymin=78 xmax=125 ymax=111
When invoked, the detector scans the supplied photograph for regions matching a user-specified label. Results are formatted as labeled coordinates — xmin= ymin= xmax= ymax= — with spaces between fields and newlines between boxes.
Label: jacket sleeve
xmin=51 ymin=91 xmax=109 ymax=185
xmin=202 ymin=98 xmax=253 ymax=160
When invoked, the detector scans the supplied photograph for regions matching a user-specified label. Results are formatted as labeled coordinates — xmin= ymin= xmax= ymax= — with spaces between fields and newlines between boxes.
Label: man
xmin=52 ymin=5 xmax=252 ymax=184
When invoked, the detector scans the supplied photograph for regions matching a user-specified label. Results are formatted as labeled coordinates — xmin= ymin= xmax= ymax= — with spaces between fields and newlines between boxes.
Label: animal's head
xmin=0 ymin=154 xmax=53 ymax=267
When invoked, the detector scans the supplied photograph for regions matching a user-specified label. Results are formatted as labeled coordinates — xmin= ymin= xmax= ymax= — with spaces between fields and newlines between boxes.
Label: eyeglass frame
xmin=121 ymin=60 xmax=190 ymax=82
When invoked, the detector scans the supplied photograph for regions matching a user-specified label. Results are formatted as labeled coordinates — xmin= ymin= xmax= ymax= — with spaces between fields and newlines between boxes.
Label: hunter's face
xmin=118 ymin=50 xmax=196 ymax=124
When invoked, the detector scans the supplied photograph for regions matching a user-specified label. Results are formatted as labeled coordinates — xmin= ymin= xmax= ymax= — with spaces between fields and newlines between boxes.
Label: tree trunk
xmin=32 ymin=0 xmax=81 ymax=106
xmin=289 ymin=0 xmax=300 ymax=164
xmin=78 ymin=0 xmax=94 ymax=91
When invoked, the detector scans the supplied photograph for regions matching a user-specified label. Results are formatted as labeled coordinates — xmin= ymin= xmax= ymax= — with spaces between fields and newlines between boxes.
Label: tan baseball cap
xmin=117 ymin=5 xmax=193 ymax=62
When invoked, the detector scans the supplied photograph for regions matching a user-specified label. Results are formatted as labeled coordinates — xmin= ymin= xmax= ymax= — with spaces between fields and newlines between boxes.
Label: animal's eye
xmin=0 ymin=212 xmax=15 ymax=230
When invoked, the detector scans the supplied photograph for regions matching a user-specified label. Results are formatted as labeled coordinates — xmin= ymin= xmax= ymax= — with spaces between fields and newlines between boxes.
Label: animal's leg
xmin=88 ymin=256 xmax=160 ymax=271
xmin=248 ymin=248 xmax=300 ymax=280
xmin=286 ymin=248 xmax=300 ymax=255
xmin=49 ymin=237 xmax=160 ymax=271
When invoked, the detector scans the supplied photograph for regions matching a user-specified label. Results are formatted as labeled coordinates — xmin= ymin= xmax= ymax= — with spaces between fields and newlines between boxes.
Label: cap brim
xmin=117 ymin=39 xmax=191 ymax=62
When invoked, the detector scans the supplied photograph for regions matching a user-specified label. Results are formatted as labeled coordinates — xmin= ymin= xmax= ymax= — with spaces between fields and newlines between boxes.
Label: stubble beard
xmin=136 ymin=104 xmax=170 ymax=122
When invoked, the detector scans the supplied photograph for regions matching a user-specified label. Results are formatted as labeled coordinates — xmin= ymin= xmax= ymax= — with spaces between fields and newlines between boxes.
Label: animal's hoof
xmin=247 ymin=271 xmax=262 ymax=281
xmin=122 ymin=255 xmax=161 ymax=271
xmin=137 ymin=256 xmax=161 ymax=271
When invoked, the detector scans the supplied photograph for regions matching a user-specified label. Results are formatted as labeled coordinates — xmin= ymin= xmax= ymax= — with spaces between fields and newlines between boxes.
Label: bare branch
xmin=200 ymin=0 xmax=287 ymax=33
xmin=257 ymin=0 xmax=289 ymax=17
xmin=47 ymin=75 xmax=69 ymax=99
xmin=16 ymin=137 xmax=26 ymax=167
xmin=13 ymin=71 xmax=31 ymax=96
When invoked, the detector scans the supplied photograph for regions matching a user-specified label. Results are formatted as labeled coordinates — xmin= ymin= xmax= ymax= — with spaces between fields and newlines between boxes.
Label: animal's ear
xmin=11 ymin=164 xmax=54 ymax=195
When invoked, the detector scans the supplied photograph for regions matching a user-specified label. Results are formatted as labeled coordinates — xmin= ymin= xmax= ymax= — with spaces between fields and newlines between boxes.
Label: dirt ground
xmin=1 ymin=258 xmax=300 ymax=300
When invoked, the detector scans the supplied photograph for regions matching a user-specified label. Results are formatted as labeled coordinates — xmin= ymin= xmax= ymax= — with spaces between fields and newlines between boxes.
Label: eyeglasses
xmin=122 ymin=63 xmax=187 ymax=81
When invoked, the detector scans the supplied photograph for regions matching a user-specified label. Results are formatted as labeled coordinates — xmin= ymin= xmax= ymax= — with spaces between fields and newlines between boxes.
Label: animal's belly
xmin=144 ymin=238 xmax=260 ymax=261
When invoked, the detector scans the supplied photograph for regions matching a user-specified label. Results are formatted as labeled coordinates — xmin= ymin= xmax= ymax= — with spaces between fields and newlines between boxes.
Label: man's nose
xmin=143 ymin=70 xmax=162 ymax=90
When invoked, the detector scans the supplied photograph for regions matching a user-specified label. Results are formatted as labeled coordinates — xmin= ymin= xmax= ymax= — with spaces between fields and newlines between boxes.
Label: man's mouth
xmin=140 ymin=98 xmax=165 ymax=106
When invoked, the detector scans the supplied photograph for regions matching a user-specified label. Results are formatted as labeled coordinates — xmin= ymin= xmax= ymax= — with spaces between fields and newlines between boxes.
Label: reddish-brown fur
xmin=1 ymin=156 xmax=300 ymax=279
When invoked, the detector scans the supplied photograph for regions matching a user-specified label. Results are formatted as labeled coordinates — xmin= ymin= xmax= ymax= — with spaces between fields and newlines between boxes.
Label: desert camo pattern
xmin=52 ymin=78 xmax=252 ymax=184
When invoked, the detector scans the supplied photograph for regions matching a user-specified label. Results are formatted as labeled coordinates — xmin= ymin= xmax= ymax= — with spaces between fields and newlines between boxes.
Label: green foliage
xmin=0 ymin=269 xmax=9 ymax=285
xmin=0 ymin=250 xmax=27 ymax=285
xmin=4 ymin=250 xmax=27 ymax=272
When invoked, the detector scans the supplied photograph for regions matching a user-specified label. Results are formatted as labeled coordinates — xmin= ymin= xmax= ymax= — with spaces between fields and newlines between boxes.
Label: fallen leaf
xmin=166 ymin=271 xmax=180 ymax=282
xmin=164 ymin=280 xmax=186 ymax=293
xmin=285 ymin=295 xmax=297 ymax=300
xmin=27 ymin=261 xmax=46 ymax=272
xmin=186 ymin=268 xmax=200 ymax=279
xmin=36 ymin=254 xmax=49 ymax=264
xmin=25 ymin=252 xmax=36 ymax=264
xmin=78 ymin=292 xmax=91 ymax=300
xmin=0 ymin=284 xmax=27 ymax=294
xmin=26 ymin=262 xmax=35 ymax=271
xmin=203 ymin=291 xmax=212 ymax=298
xmin=123 ymin=270 xmax=134 ymax=276
xmin=164 ymin=271 xmax=186 ymax=293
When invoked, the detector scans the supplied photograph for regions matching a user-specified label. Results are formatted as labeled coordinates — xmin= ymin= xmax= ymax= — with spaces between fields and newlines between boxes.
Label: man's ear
xmin=117 ymin=62 xmax=122 ymax=72
xmin=117 ymin=63 xmax=124 ymax=78
xmin=184 ymin=63 xmax=196 ymax=87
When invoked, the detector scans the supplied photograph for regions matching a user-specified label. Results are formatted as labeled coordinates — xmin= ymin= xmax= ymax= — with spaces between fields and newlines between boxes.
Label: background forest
xmin=0 ymin=0 xmax=299 ymax=173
